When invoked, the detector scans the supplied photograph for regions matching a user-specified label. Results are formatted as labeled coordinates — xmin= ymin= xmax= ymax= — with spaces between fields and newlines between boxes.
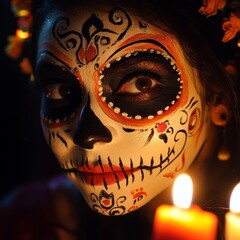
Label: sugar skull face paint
xmin=36 ymin=5 xmax=209 ymax=216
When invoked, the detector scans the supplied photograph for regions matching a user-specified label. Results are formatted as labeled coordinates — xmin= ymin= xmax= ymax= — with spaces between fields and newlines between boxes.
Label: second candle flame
xmin=230 ymin=182 xmax=240 ymax=213
xmin=173 ymin=173 xmax=193 ymax=209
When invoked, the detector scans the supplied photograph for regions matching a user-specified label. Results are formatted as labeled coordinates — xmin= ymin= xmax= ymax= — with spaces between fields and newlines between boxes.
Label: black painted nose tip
xmin=73 ymin=100 xmax=112 ymax=149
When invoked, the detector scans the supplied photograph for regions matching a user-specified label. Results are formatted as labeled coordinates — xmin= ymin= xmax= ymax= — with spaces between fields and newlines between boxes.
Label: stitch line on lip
xmin=63 ymin=167 xmax=138 ymax=190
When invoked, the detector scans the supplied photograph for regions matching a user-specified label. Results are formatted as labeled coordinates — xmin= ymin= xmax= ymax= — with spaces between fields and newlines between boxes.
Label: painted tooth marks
xmin=150 ymin=157 xmax=154 ymax=175
xmin=140 ymin=157 xmax=144 ymax=181
xmin=98 ymin=155 xmax=104 ymax=172
xmin=103 ymin=178 xmax=108 ymax=190
xmin=130 ymin=158 xmax=135 ymax=183
xmin=108 ymin=156 xmax=121 ymax=189
xmin=119 ymin=158 xmax=129 ymax=186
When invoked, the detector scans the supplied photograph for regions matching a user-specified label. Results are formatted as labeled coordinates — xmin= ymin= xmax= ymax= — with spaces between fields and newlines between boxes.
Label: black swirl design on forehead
xmin=52 ymin=7 xmax=132 ymax=67
xmin=98 ymin=49 xmax=182 ymax=120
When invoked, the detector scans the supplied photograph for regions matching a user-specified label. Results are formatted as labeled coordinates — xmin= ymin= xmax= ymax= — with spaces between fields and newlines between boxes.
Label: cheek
xmin=40 ymin=115 xmax=78 ymax=159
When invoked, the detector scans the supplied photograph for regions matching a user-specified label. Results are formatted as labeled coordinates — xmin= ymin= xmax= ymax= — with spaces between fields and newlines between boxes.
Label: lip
xmin=67 ymin=164 xmax=138 ymax=186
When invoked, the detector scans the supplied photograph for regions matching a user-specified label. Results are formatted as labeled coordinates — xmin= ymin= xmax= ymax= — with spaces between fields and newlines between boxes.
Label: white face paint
xmin=36 ymin=5 xmax=209 ymax=216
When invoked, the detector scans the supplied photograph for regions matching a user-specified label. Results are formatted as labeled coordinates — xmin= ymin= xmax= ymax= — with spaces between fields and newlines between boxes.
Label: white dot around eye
xmin=106 ymin=63 xmax=111 ymax=68
xmin=134 ymin=115 xmax=142 ymax=120
xmin=122 ymin=112 xmax=128 ymax=117
xmin=125 ymin=53 xmax=132 ymax=58
xmin=108 ymin=102 xmax=114 ymax=107
xmin=157 ymin=110 xmax=163 ymax=115
xmin=114 ymin=107 xmax=120 ymax=113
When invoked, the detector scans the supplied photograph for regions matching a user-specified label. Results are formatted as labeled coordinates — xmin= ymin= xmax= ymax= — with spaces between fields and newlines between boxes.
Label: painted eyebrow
xmin=105 ymin=39 xmax=175 ymax=62
xmin=35 ymin=57 xmax=78 ymax=87
xmin=37 ymin=50 xmax=72 ymax=71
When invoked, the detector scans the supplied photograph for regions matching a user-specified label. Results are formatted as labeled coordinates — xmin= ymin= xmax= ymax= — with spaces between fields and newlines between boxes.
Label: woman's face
xmin=36 ymin=5 xmax=209 ymax=216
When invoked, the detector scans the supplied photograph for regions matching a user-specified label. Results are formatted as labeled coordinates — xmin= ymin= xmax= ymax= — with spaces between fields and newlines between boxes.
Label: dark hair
xmin=29 ymin=0 xmax=239 ymax=120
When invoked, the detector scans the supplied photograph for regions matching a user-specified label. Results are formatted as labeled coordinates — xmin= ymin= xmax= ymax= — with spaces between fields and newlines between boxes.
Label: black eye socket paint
xmin=99 ymin=50 xmax=182 ymax=120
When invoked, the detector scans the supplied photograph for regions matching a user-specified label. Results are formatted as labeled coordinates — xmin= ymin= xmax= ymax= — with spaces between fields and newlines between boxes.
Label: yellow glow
xmin=17 ymin=9 xmax=30 ymax=17
xmin=230 ymin=182 xmax=240 ymax=213
xmin=173 ymin=173 xmax=193 ymax=209
xmin=16 ymin=29 xmax=30 ymax=39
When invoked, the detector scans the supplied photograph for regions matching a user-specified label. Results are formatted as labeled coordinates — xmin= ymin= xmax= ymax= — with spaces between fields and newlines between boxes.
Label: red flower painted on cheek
xmin=157 ymin=122 xmax=168 ymax=133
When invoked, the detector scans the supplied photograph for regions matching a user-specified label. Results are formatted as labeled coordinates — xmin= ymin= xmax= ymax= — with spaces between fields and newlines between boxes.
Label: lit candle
xmin=152 ymin=173 xmax=218 ymax=240
xmin=225 ymin=182 xmax=240 ymax=240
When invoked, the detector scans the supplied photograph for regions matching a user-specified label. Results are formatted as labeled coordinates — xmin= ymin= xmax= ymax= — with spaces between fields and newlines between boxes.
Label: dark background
xmin=0 ymin=0 xmax=240 ymax=199
xmin=0 ymin=0 xmax=61 ymax=198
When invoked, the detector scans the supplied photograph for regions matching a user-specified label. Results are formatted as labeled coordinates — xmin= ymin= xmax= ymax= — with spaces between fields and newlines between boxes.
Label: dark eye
xmin=135 ymin=77 xmax=153 ymax=92
xmin=100 ymin=50 xmax=182 ymax=119
xmin=43 ymin=83 xmax=75 ymax=100
xmin=35 ymin=59 xmax=83 ymax=124
xmin=116 ymin=72 xmax=162 ymax=95
xmin=40 ymin=80 xmax=82 ymax=122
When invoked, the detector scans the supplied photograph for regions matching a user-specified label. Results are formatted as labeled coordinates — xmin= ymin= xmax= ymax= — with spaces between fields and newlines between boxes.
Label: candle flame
xmin=230 ymin=182 xmax=240 ymax=213
xmin=173 ymin=173 xmax=193 ymax=209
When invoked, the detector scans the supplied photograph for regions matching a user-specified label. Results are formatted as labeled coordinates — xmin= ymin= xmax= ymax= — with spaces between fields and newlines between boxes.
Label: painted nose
xmin=73 ymin=99 xmax=112 ymax=149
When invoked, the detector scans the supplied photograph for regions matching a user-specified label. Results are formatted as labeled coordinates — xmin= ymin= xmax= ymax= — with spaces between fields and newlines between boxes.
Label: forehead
xmin=37 ymin=5 xmax=180 ymax=66
xmin=40 ymin=5 xmax=154 ymax=37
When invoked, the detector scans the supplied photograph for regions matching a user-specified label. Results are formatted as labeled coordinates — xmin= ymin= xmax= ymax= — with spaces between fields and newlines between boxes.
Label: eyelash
xmin=115 ymin=71 xmax=163 ymax=95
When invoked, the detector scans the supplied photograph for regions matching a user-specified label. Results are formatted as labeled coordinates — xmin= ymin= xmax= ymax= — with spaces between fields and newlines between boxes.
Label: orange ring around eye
xmin=93 ymin=39 xmax=189 ymax=127
xmin=93 ymin=69 xmax=185 ymax=127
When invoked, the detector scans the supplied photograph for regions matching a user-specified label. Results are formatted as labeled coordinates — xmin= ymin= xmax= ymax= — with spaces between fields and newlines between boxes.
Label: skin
xmin=35 ymin=5 xmax=210 ymax=216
